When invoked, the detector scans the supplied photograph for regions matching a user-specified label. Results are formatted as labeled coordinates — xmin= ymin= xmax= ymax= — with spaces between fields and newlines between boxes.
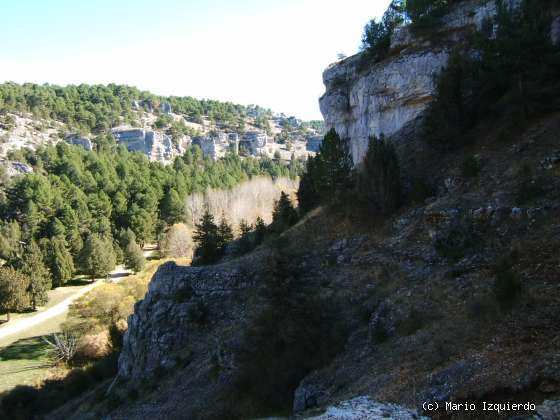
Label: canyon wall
xmin=319 ymin=0 xmax=499 ymax=164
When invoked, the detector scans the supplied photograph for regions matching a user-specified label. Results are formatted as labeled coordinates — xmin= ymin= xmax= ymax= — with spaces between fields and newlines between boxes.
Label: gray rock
xmin=535 ymin=399 xmax=560 ymax=420
xmin=302 ymin=396 xmax=428 ymax=419
xmin=511 ymin=207 xmax=523 ymax=220
xmin=293 ymin=384 xmax=325 ymax=413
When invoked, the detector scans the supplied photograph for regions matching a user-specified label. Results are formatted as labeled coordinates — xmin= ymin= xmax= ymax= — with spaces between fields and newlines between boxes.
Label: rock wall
xmin=319 ymin=0 xmax=503 ymax=164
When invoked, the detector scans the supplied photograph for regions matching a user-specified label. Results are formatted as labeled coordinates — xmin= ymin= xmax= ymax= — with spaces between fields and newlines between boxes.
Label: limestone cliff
xmin=319 ymin=0 xmax=518 ymax=163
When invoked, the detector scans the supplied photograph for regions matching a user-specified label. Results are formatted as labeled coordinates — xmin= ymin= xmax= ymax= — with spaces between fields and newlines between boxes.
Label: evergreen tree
xmin=405 ymin=0 xmax=449 ymax=29
xmin=123 ymin=240 xmax=145 ymax=273
xmin=239 ymin=219 xmax=253 ymax=237
xmin=0 ymin=267 xmax=30 ymax=321
xmin=160 ymin=188 xmax=185 ymax=225
xmin=80 ymin=234 xmax=116 ymax=280
xmin=300 ymin=129 xmax=353 ymax=207
xmin=237 ymin=219 xmax=254 ymax=254
xmin=192 ymin=211 xmax=220 ymax=265
xmin=271 ymin=192 xmax=299 ymax=234
xmin=357 ymin=135 xmax=402 ymax=216
xmin=21 ymin=241 xmax=51 ymax=310
xmin=0 ymin=220 xmax=22 ymax=262
xmin=118 ymin=228 xmax=137 ymax=250
xmin=297 ymin=156 xmax=320 ymax=214
xmin=217 ymin=215 xmax=234 ymax=252
xmin=46 ymin=236 xmax=75 ymax=287
xmin=254 ymin=216 xmax=267 ymax=245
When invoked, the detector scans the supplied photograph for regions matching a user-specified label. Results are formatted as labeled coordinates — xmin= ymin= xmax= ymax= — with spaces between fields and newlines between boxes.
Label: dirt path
xmin=0 ymin=263 xmax=134 ymax=343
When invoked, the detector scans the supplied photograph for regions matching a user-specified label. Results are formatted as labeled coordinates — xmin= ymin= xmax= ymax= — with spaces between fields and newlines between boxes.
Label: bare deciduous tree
xmin=185 ymin=176 xmax=299 ymax=229
xmin=42 ymin=331 xmax=78 ymax=365
xmin=161 ymin=223 xmax=193 ymax=258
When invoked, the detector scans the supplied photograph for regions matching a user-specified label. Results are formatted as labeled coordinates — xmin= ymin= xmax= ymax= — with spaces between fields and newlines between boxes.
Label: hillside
xmin=2 ymin=0 xmax=560 ymax=419
xmin=0 ymin=83 xmax=323 ymax=166
xmin=43 ymin=109 xmax=560 ymax=420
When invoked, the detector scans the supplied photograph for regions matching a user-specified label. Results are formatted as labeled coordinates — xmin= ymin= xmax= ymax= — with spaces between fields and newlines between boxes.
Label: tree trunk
xmin=6 ymin=312 xmax=10 ymax=322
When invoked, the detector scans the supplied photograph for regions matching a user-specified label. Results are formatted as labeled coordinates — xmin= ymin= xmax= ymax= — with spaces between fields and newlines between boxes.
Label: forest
xmin=0 ymin=83 xmax=270 ymax=133
xmin=0 ymin=138 xmax=301 ymax=317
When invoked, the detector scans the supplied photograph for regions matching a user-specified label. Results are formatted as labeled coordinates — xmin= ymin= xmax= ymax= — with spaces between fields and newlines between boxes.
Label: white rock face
xmin=319 ymin=0 xmax=502 ymax=164
xmin=320 ymin=51 xmax=448 ymax=163
xmin=305 ymin=396 xmax=428 ymax=420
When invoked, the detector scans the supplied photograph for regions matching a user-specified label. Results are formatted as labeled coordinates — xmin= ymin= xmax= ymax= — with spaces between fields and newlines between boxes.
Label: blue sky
xmin=0 ymin=0 xmax=391 ymax=119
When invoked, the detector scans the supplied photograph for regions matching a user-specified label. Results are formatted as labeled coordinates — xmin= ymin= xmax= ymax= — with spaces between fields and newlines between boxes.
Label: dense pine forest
xmin=0 ymin=138 xmax=301 ymax=315
xmin=0 ymin=83 xmax=272 ymax=133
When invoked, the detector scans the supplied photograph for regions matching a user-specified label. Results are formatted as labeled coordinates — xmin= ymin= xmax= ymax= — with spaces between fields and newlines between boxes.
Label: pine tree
xmin=300 ymin=129 xmax=353 ymax=207
xmin=217 ymin=215 xmax=234 ymax=252
xmin=0 ymin=220 xmax=23 ymax=262
xmin=80 ymin=234 xmax=116 ymax=280
xmin=297 ymin=156 xmax=320 ymax=214
xmin=254 ymin=216 xmax=267 ymax=245
xmin=357 ymin=135 xmax=402 ymax=216
xmin=124 ymin=240 xmax=145 ymax=273
xmin=272 ymin=192 xmax=299 ymax=234
xmin=192 ymin=210 xmax=220 ymax=265
xmin=118 ymin=228 xmax=137 ymax=249
xmin=237 ymin=219 xmax=254 ymax=254
xmin=316 ymin=129 xmax=353 ymax=202
xmin=160 ymin=188 xmax=185 ymax=225
xmin=21 ymin=241 xmax=51 ymax=310
xmin=0 ymin=267 xmax=31 ymax=322
xmin=239 ymin=219 xmax=253 ymax=237
xmin=46 ymin=236 xmax=75 ymax=287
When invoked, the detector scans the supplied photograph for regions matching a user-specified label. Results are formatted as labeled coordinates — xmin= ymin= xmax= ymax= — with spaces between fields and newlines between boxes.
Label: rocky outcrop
xmin=319 ymin=0 xmax=552 ymax=164
xmin=119 ymin=261 xmax=255 ymax=380
xmin=301 ymin=397 xmax=428 ymax=420
xmin=0 ymin=158 xmax=33 ymax=178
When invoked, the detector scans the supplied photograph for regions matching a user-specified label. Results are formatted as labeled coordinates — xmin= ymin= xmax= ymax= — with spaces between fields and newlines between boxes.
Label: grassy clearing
xmin=0 ymin=336 xmax=52 ymax=393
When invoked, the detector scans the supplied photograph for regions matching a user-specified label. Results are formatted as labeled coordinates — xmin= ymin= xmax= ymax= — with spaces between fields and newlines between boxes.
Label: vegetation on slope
xmin=0 ymin=83 xmax=269 ymax=133
xmin=0 ymin=139 xmax=300 ymax=319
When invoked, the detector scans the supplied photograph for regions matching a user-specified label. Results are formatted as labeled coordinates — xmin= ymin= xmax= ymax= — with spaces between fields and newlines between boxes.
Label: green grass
xmin=0 ymin=313 xmax=68 ymax=394
xmin=0 ymin=336 xmax=53 ymax=393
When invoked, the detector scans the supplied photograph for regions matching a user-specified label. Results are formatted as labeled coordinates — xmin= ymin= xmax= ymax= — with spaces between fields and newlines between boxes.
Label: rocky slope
xmin=48 ymin=110 xmax=560 ymax=420
xmin=44 ymin=2 xmax=560 ymax=419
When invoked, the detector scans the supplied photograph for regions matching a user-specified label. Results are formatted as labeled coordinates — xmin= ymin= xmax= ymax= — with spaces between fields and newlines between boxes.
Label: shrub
xmin=461 ymin=155 xmax=481 ymax=177
xmin=356 ymin=135 xmax=402 ymax=216
xmin=493 ymin=258 xmax=522 ymax=308
xmin=434 ymin=220 xmax=476 ymax=260
xmin=232 ymin=245 xmax=348 ymax=416
xmin=42 ymin=331 xmax=79 ymax=365
xmin=397 ymin=308 xmax=425 ymax=336
xmin=515 ymin=165 xmax=544 ymax=204
xmin=359 ymin=1 xmax=405 ymax=67
xmin=1 ymin=385 xmax=39 ymax=416
xmin=408 ymin=178 xmax=435 ymax=203
xmin=63 ymin=369 xmax=96 ymax=397
xmin=76 ymin=330 xmax=111 ymax=360
xmin=187 ymin=300 xmax=209 ymax=325
xmin=406 ymin=0 xmax=450 ymax=32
